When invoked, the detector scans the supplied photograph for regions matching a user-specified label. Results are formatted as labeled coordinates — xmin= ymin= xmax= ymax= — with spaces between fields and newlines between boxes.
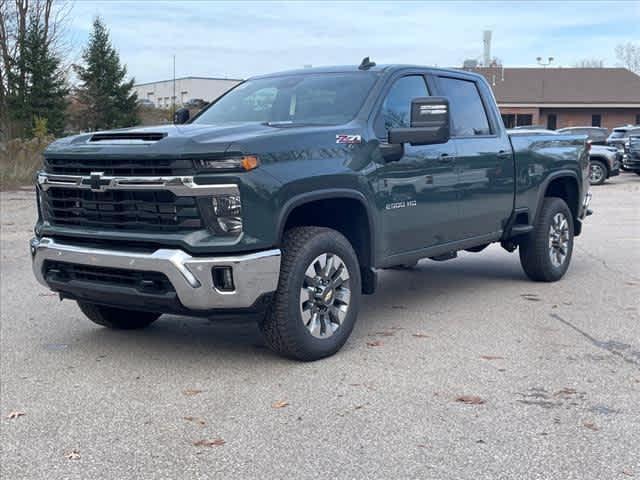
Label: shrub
xmin=0 ymin=136 xmax=53 ymax=189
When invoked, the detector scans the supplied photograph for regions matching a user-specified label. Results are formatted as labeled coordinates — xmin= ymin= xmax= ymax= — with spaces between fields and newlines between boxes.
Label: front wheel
xmin=588 ymin=160 xmax=607 ymax=185
xmin=78 ymin=302 xmax=160 ymax=329
xmin=519 ymin=197 xmax=574 ymax=282
xmin=260 ymin=226 xmax=361 ymax=361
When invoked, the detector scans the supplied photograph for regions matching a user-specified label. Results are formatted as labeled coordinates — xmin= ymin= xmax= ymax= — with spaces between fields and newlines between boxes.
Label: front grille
xmin=44 ymin=261 xmax=174 ymax=294
xmin=43 ymin=157 xmax=194 ymax=176
xmin=42 ymin=188 xmax=203 ymax=232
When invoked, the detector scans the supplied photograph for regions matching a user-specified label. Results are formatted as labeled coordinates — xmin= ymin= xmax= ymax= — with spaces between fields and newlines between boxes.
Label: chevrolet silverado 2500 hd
xmin=31 ymin=61 xmax=591 ymax=360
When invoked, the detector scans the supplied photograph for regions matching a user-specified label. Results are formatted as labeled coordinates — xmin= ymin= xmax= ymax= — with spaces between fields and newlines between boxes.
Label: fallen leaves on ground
xmin=374 ymin=331 xmax=395 ymax=337
xmin=183 ymin=389 xmax=203 ymax=396
xmin=184 ymin=416 xmax=206 ymax=426
xmin=622 ymin=469 xmax=634 ymax=476
xmin=193 ymin=438 xmax=225 ymax=447
xmin=583 ymin=421 xmax=599 ymax=431
xmin=366 ymin=340 xmax=383 ymax=347
xmin=412 ymin=333 xmax=430 ymax=338
xmin=271 ymin=400 xmax=289 ymax=409
xmin=6 ymin=411 xmax=25 ymax=419
xmin=65 ymin=449 xmax=80 ymax=460
xmin=520 ymin=293 xmax=541 ymax=302
xmin=38 ymin=292 xmax=57 ymax=297
xmin=455 ymin=395 xmax=485 ymax=405
xmin=480 ymin=355 xmax=504 ymax=360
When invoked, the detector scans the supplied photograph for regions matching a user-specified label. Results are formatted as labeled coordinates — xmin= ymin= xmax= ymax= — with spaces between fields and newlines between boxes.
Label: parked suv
xmin=607 ymin=125 xmax=640 ymax=150
xmin=558 ymin=127 xmax=608 ymax=145
xmin=623 ymin=135 xmax=640 ymax=174
xmin=31 ymin=62 xmax=591 ymax=360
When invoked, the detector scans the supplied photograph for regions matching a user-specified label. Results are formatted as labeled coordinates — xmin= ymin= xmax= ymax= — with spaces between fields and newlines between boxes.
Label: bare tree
xmin=615 ymin=42 xmax=640 ymax=74
xmin=0 ymin=0 xmax=72 ymax=138
xmin=573 ymin=58 xmax=605 ymax=68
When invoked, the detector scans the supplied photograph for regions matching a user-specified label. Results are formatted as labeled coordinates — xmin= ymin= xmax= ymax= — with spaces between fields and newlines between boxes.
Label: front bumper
xmin=30 ymin=237 xmax=281 ymax=311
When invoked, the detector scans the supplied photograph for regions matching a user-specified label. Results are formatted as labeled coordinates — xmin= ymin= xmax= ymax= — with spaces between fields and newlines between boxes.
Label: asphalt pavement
xmin=1 ymin=174 xmax=639 ymax=479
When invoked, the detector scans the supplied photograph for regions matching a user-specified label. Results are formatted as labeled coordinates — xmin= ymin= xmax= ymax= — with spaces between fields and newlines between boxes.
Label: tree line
xmin=0 ymin=0 xmax=137 ymax=141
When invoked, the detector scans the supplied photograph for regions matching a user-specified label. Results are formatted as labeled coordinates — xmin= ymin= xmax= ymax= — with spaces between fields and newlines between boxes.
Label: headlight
xmin=211 ymin=193 xmax=243 ymax=234
xmin=197 ymin=189 xmax=243 ymax=236
xmin=194 ymin=155 xmax=259 ymax=172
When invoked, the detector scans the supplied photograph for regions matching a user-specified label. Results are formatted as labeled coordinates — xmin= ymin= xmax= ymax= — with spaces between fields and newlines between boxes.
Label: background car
xmin=623 ymin=135 xmax=640 ymax=175
xmin=136 ymin=98 xmax=155 ymax=108
xmin=607 ymin=125 xmax=640 ymax=150
xmin=557 ymin=126 xmax=608 ymax=145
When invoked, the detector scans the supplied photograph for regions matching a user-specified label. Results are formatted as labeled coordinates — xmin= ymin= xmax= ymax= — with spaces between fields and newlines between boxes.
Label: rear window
xmin=609 ymin=129 xmax=627 ymax=138
xmin=437 ymin=76 xmax=491 ymax=136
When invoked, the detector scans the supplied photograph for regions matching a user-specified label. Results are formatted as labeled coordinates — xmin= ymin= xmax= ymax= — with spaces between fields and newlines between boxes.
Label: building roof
xmin=134 ymin=76 xmax=243 ymax=87
xmin=472 ymin=67 xmax=640 ymax=105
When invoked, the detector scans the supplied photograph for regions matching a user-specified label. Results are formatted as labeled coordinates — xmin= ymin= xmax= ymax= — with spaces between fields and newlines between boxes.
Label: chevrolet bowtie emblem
xmin=89 ymin=172 xmax=105 ymax=191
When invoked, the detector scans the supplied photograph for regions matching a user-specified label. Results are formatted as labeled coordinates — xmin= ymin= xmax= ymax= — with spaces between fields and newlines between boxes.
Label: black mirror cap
xmin=174 ymin=108 xmax=190 ymax=125
xmin=388 ymin=97 xmax=450 ymax=146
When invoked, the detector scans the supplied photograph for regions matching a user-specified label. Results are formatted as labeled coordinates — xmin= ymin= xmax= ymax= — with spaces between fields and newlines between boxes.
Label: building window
xmin=547 ymin=114 xmax=557 ymax=130
xmin=592 ymin=114 xmax=601 ymax=127
xmin=516 ymin=114 xmax=533 ymax=127
xmin=636 ymin=114 xmax=640 ymax=125
xmin=502 ymin=114 xmax=515 ymax=129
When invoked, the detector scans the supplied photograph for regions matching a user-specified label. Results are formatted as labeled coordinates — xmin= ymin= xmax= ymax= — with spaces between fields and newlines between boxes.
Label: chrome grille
xmin=41 ymin=188 xmax=202 ymax=232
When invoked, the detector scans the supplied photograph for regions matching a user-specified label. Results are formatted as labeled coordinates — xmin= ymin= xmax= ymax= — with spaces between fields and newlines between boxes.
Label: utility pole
xmin=172 ymin=55 xmax=176 ymax=120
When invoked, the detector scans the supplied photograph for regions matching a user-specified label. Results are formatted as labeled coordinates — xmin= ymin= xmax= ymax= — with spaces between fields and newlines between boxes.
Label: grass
xmin=0 ymin=136 xmax=52 ymax=190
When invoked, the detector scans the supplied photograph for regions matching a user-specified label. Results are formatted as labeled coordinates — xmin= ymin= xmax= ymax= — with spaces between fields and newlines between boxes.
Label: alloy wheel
xmin=548 ymin=212 xmax=570 ymax=267
xmin=299 ymin=253 xmax=351 ymax=339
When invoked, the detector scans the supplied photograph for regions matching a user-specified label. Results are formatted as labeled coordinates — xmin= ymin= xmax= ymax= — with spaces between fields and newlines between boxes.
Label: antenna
xmin=358 ymin=57 xmax=376 ymax=70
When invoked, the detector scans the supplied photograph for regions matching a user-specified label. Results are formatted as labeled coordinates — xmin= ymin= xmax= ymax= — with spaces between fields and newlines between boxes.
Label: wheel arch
xmin=535 ymin=171 xmax=582 ymax=236
xmin=277 ymin=189 xmax=376 ymax=268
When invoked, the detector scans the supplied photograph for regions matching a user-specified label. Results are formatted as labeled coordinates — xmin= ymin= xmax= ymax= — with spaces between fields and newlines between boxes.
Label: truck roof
xmin=252 ymin=64 xmax=480 ymax=80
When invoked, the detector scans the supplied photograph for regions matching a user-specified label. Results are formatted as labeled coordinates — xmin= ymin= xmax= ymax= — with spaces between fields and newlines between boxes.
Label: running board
xmin=430 ymin=251 xmax=458 ymax=262
xmin=510 ymin=225 xmax=534 ymax=236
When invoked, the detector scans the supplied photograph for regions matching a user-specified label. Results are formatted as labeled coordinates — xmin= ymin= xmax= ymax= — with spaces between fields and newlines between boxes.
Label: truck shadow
xmin=76 ymin=249 xmax=579 ymax=363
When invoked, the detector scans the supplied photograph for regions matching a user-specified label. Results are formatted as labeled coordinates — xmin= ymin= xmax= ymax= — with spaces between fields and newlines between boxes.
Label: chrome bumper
xmin=30 ymin=237 xmax=281 ymax=310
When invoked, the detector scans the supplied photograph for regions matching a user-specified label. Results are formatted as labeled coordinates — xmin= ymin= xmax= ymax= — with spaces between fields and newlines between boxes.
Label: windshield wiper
xmin=263 ymin=121 xmax=333 ymax=128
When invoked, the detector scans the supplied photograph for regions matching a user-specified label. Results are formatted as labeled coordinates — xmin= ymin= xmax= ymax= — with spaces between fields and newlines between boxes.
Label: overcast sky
xmin=66 ymin=1 xmax=639 ymax=84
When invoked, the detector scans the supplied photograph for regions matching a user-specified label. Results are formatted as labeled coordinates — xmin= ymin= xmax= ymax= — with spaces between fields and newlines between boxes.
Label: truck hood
xmin=45 ymin=122 xmax=355 ymax=158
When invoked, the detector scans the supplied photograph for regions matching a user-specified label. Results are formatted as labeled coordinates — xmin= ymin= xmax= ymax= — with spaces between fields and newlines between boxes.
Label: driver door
xmin=373 ymin=74 xmax=458 ymax=258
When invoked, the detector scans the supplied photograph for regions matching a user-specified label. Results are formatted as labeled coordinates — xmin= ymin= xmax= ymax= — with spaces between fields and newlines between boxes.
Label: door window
xmin=437 ymin=77 xmax=491 ymax=136
xmin=375 ymin=75 xmax=429 ymax=137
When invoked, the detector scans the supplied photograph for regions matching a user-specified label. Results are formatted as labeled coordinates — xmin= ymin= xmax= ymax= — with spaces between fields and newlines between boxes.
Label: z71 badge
xmin=336 ymin=134 xmax=362 ymax=144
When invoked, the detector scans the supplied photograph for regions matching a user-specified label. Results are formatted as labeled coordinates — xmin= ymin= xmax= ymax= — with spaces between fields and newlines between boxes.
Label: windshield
xmin=193 ymin=73 xmax=377 ymax=126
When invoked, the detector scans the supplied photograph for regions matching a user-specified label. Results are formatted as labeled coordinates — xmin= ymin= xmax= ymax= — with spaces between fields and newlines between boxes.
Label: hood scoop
xmin=89 ymin=132 xmax=167 ymax=144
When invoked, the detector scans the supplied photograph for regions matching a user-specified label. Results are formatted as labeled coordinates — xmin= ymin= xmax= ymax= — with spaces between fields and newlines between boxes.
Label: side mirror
xmin=174 ymin=108 xmax=190 ymax=125
xmin=388 ymin=97 xmax=450 ymax=146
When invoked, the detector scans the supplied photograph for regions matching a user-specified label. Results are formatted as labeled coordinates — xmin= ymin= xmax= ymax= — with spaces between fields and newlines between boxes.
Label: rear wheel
xmin=519 ymin=197 xmax=574 ymax=282
xmin=260 ymin=226 xmax=361 ymax=361
xmin=78 ymin=302 xmax=160 ymax=329
xmin=588 ymin=160 xmax=607 ymax=185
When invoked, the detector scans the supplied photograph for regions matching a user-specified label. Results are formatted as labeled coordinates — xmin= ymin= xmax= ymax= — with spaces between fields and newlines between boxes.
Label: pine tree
xmin=74 ymin=17 xmax=138 ymax=130
xmin=22 ymin=15 xmax=69 ymax=136
xmin=6 ymin=14 xmax=69 ymax=137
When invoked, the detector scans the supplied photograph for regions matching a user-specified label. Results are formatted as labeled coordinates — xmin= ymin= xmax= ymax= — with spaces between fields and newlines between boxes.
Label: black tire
xmin=519 ymin=197 xmax=574 ymax=282
xmin=635 ymin=172 xmax=640 ymax=176
xmin=588 ymin=160 xmax=607 ymax=185
xmin=77 ymin=302 xmax=160 ymax=329
xmin=260 ymin=226 xmax=361 ymax=361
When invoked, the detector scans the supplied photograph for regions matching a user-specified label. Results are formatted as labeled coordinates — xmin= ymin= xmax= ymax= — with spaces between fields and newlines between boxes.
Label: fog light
xmin=212 ymin=266 xmax=235 ymax=292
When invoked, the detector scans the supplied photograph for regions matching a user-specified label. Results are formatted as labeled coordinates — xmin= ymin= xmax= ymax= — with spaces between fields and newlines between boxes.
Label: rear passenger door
xmin=435 ymin=75 xmax=514 ymax=240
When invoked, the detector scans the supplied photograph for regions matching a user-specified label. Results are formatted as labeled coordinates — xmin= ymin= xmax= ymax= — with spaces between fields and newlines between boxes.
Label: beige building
xmin=133 ymin=76 xmax=242 ymax=109
xmin=471 ymin=67 xmax=640 ymax=130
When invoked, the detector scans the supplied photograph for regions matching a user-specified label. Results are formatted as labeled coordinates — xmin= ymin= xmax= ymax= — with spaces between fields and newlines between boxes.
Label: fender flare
xmin=276 ymin=188 xmax=378 ymax=266
xmin=533 ymin=170 xmax=582 ymax=224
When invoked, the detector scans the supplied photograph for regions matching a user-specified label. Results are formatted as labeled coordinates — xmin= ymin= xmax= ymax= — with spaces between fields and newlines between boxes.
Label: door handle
xmin=497 ymin=150 xmax=512 ymax=159
xmin=437 ymin=153 xmax=454 ymax=164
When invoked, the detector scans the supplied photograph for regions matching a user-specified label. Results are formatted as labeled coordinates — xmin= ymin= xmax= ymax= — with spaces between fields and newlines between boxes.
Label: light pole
xmin=536 ymin=56 xmax=554 ymax=68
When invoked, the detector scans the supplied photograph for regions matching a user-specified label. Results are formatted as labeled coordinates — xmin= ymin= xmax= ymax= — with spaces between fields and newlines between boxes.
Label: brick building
xmin=472 ymin=67 xmax=640 ymax=130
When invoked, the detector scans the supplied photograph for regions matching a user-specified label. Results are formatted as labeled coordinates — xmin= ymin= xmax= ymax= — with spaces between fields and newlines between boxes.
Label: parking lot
xmin=1 ymin=174 xmax=638 ymax=479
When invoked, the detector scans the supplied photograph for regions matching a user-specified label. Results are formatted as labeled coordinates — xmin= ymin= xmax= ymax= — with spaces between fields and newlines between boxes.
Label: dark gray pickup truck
xmin=31 ymin=61 xmax=592 ymax=360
